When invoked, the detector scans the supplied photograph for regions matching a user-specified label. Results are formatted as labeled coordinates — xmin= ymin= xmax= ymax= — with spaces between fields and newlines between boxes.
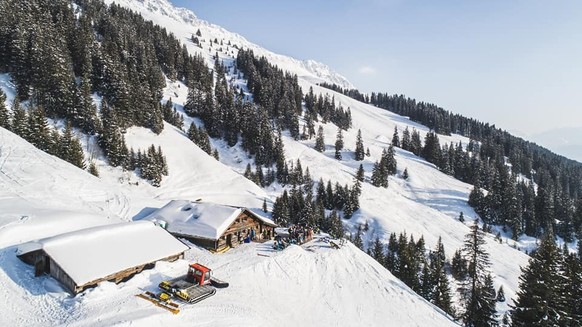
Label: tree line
xmin=320 ymin=81 xmax=582 ymax=245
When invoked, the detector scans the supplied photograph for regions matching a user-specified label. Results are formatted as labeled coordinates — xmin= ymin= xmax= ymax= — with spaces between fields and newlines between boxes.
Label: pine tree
xmin=354 ymin=129 xmax=365 ymax=161
xmin=474 ymin=273 xmax=498 ymax=326
xmin=315 ymin=125 xmax=325 ymax=152
xmin=329 ymin=210 xmax=344 ymax=239
xmin=383 ymin=145 xmax=397 ymax=175
xmin=410 ymin=128 xmax=422 ymax=156
xmin=511 ymin=233 xmax=569 ymax=326
xmin=88 ymin=161 xmax=99 ymax=177
xmin=27 ymin=106 xmax=52 ymax=152
xmin=356 ymin=164 xmax=365 ymax=182
xmin=60 ymin=123 xmax=86 ymax=169
xmin=496 ymin=286 xmax=505 ymax=302
xmin=460 ymin=220 xmax=497 ymax=326
xmin=335 ymin=127 xmax=343 ymax=160
xmin=391 ymin=126 xmax=400 ymax=147
xmin=262 ymin=198 xmax=268 ymax=213
xmin=372 ymin=236 xmax=384 ymax=265
xmin=0 ymin=89 xmax=9 ymax=129
xmin=563 ymin=251 xmax=582 ymax=323
xmin=371 ymin=161 xmax=388 ymax=188
xmin=402 ymin=127 xmax=411 ymax=151
xmin=422 ymin=131 xmax=441 ymax=165
xmin=452 ymin=248 xmax=468 ymax=280
xmin=431 ymin=237 xmax=454 ymax=316
xmin=353 ymin=225 xmax=363 ymax=250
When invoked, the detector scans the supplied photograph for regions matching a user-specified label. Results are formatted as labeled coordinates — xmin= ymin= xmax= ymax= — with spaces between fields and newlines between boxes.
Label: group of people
xmin=272 ymin=224 xmax=315 ymax=250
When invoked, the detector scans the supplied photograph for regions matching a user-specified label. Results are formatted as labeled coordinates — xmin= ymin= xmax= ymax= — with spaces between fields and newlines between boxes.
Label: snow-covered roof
xmin=18 ymin=221 xmax=189 ymax=286
xmin=145 ymin=200 xmax=276 ymax=240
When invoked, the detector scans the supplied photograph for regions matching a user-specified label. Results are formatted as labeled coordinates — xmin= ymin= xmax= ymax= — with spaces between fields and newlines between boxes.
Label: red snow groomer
xmin=137 ymin=263 xmax=228 ymax=314
xmin=158 ymin=263 xmax=229 ymax=304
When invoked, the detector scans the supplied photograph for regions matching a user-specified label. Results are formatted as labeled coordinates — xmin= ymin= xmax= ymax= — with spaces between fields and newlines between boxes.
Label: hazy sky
xmin=173 ymin=0 xmax=582 ymax=136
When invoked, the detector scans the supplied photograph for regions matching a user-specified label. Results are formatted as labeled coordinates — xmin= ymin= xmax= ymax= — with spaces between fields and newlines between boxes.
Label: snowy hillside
xmin=0 ymin=0 xmax=542 ymax=325
xmin=103 ymin=0 xmax=354 ymax=89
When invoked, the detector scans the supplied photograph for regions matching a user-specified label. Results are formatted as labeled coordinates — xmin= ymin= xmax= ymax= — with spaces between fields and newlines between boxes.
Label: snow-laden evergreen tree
xmin=27 ymin=106 xmax=52 ymax=152
xmin=335 ymin=127 xmax=343 ymax=160
xmin=60 ymin=122 xmax=86 ymax=169
xmin=475 ymin=273 xmax=498 ymax=326
xmin=356 ymin=164 xmax=365 ymax=182
xmin=410 ymin=128 xmax=423 ymax=156
xmin=402 ymin=126 xmax=411 ymax=151
xmin=88 ymin=161 xmax=99 ymax=177
xmin=75 ymin=75 xmax=100 ymax=134
xmin=371 ymin=236 xmax=384 ymax=265
xmin=511 ymin=232 xmax=570 ymax=326
xmin=382 ymin=145 xmax=397 ymax=175
xmin=460 ymin=220 xmax=497 ymax=326
xmin=422 ymin=131 xmax=441 ymax=165
xmin=354 ymin=129 xmax=365 ymax=161
xmin=10 ymin=99 xmax=28 ymax=138
xmin=0 ymin=89 xmax=9 ymax=129
xmin=371 ymin=161 xmax=388 ymax=188
xmin=353 ymin=225 xmax=363 ymax=250
xmin=496 ymin=286 xmax=505 ymax=302
xmin=392 ymin=126 xmax=400 ymax=147
xmin=315 ymin=125 xmax=325 ymax=152
xmin=329 ymin=210 xmax=344 ymax=239
xmin=430 ymin=237 xmax=454 ymax=316
xmin=562 ymin=250 xmax=582 ymax=323
xmin=452 ymin=248 xmax=468 ymax=280
xmin=272 ymin=190 xmax=290 ymax=225
xmin=99 ymin=104 xmax=126 ymax=167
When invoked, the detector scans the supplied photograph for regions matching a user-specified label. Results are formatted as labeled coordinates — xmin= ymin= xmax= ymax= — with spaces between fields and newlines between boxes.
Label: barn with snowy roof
xmin=17 ymin=221 xmax=189 ymax=294
xmin=145 ymin=200 xmax=276 ymax=252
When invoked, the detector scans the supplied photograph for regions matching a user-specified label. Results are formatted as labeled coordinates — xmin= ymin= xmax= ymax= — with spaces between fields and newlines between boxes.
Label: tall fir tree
xmin=0 ymin=89 xmax=9 ymax=129
xmin=356 ymin=164 xmax=365 ymax=182
xmin=11 ymin=99 xmax=28 ymax=137
xmin=371 ymin=160 xmax=388 ymax=188
xmin=460 ymin=220 xmax=497 ymax=326
xmin=335 ymin=127 xmax=343 ymax=160
xmin=392 ymin=126 xmax=400 ymax=147
xmin=354 ymin=129 xmax=365 ymax=161
xmin=315 ymin=125 xmax=325 ymax=152
xmin=511 ymin=233 xmax=570 ymax=326
xmin=430 ymin=237 xmax=454 ymax=316
xmin=60 ymin=122 xmax=86 ymax=169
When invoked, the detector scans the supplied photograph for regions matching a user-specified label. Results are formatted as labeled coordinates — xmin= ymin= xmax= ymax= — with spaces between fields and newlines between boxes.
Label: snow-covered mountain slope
xmin=103 ymin=0 xmax=354 ymax=89
xmin=0 ymin=0 xmax=538 ymax=325
xmin=0 ymin=126 xmax=457 ymax=325
xmin=0 ymin=127 xmax=129 ymax=248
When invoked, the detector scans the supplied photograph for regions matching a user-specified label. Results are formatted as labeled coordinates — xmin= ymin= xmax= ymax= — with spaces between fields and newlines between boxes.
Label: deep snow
xmin=0 ymin=0 xmax=541 ymax=325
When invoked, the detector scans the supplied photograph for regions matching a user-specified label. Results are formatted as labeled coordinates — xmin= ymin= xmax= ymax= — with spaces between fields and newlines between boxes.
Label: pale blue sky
xmin=173 ymin=0 xmax=582 ymax=136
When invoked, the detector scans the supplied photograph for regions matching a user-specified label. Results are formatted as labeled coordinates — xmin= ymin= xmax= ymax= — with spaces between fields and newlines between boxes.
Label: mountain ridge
xmin=110 ymin=0 xmax=355 ymax=89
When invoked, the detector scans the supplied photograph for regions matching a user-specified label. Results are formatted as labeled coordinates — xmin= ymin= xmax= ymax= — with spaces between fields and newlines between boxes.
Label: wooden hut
xmin=145 ymin=200 xmax=277 ymax=252
xmin=17 ymin=221 xmax=189 ymax=294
